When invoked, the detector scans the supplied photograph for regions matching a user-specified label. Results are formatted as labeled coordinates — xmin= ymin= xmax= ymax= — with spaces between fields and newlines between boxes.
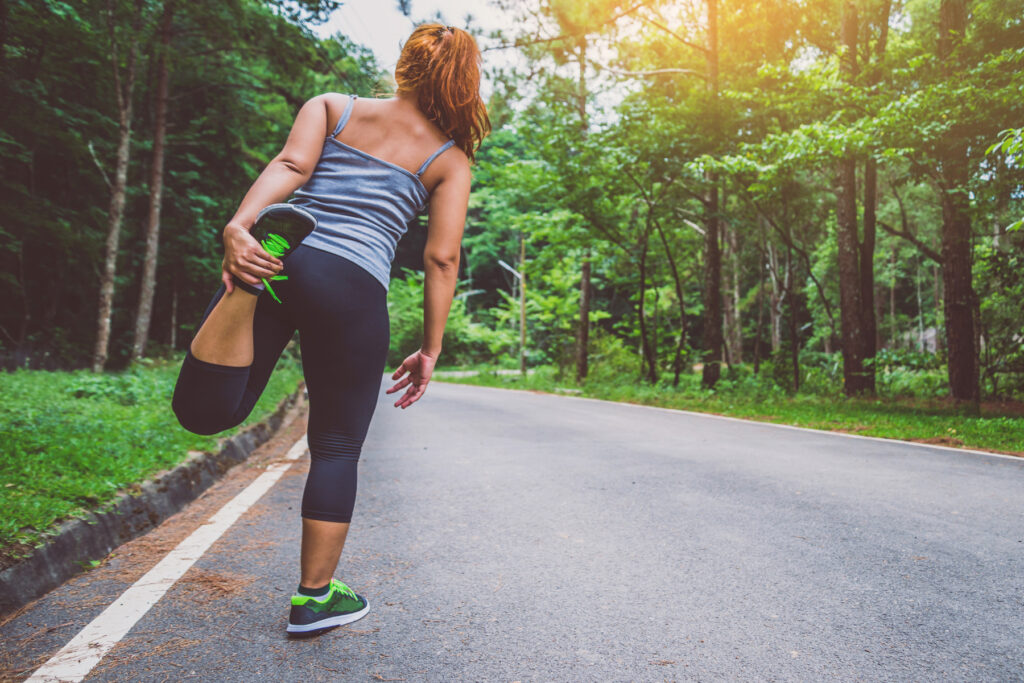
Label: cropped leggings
xmin=171 ymin=245 xmax=389 ymax=524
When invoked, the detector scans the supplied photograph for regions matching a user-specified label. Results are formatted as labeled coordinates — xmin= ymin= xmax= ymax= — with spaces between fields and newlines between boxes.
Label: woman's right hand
xmin=221 ymin=223 xmax=283 ymax=294
xmin=386 ymin=349 xmax=439 ymax=409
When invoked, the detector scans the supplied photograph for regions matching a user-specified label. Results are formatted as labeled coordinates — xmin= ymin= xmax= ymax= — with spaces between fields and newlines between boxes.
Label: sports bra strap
xmin=330 ymin=94 xmax=358 ymax=138
xmin=415 ymin=139 xmax=455 ymax=176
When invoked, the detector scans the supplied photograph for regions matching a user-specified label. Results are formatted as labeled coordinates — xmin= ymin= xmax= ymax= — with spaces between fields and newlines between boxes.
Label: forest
xmin=2 ymin=0 xmax=1023 ymax=411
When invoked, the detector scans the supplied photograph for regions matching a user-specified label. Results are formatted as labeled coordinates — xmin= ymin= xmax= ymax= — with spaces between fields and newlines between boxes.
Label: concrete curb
xmin=0 ymin=383 xmax=305 ymax=616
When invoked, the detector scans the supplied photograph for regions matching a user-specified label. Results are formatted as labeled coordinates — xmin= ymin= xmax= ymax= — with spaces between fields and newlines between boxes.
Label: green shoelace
xmin=260 ymin=233 xmax=290 ymax=303
xmin=330 ymin=579 xmax=358 ymax=601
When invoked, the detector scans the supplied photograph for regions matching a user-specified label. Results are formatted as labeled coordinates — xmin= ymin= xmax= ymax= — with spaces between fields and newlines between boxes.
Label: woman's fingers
xmin=386 ymin=375 xmax=412 ymax=395
xmin=229 ymin=263 xmax=264 ymax=286
xmin=391 ymin=358 xmax=413 ymax=380
xmin=222 ymin=269 xmax=234 ymax=294
xmin=249 ymin=252 xmax=283 ymax=272
xmin=232 ymin=257 xmax=277 ymax=280
xmin=396 ymin=383 xmax=426 ymax=409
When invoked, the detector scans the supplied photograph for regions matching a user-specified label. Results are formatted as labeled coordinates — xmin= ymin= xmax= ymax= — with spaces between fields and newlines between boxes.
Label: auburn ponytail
xmin=394 ymin=23 xmax=491 ymax=163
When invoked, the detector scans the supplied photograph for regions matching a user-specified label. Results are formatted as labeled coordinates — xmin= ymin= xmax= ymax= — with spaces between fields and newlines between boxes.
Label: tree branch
xmin=588 ymin=56 xmax=708 ymax=80
xmin=87 ymin=141 xmax=112 ymax=191
xmin=636 ymin=9 xmax=708 ymax=54
xmin=481 ymin=1 xmax=650 ymax=52
xmin=879 ymin=222 xmax=941 ymax=263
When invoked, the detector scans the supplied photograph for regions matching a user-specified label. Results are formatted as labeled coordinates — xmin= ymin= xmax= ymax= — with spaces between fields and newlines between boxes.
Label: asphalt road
xmin=2 ymin=381 xmax=1023 ymax=681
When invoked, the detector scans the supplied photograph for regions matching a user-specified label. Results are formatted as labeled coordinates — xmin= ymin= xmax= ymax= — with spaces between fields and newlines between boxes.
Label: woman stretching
xmin=171 ymin=23 xmax=489 ymax=636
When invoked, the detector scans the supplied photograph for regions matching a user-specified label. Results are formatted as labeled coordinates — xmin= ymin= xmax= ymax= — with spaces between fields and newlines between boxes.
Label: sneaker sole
xmin=255 ymin=202 xmax=317 ymax=229
xmin=285 ymin=599 xmax=371 ymax=634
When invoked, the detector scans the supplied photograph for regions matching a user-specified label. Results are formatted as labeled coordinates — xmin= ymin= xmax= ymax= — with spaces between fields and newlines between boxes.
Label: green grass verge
xmin=435 ymin=365 xmax=1024 ymax=456
xmin=0 ymin=357 xmax=304 ymax=556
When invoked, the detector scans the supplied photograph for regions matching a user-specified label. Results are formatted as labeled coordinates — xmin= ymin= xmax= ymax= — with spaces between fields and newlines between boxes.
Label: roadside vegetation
xmin=434 ymin=353 xmax=1024 ymax=457
xmin=0 ymin=357 xmax=303 ymax=561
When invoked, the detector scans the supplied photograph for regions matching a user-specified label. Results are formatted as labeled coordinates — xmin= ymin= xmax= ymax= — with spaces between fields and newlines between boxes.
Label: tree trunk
xmin=787 ymin=250 xmax=800 ymax=391
xmin=576 ymin=252 xmax=590 ymax=382
xmin=860 ymin=157 xmax=878 ymax=389
xmin=519 ymin=231 xmax=526 ymax=376
xmin=93 ymin=0 xmax=143 ymax=372
xmin=767 ymin=240 xmax=784 ymax=353
xmin=638 ymin=213 xmax=657 ymax=384
xmin=932 ymin=264 xmax=943 ymax=353
xmin=937 ymin=0 xmax=978 ymax=404
xmin=889 ymin=248 xmax=897 ymax=348
xmin=655 ymin=218 xmax=687 ymax=387
xmin=132 ymin=0 xmax=173 ymax=360
xmin=702 ymin=181 xmax=722 ymax=387
xmin=574 ymin=38 xmax=590 ymax=382
xmin=723 ymin=221 xmax=743 ymax=365
xmin=754 ymin=269 xmax=764 ymax=374
xmin=701 ymin=0 xmax=722 ymax=388
xmin=835 ymin=2 xmax=871 ymax=395
xmin=170 ymin=271 xmax=178 ymax=349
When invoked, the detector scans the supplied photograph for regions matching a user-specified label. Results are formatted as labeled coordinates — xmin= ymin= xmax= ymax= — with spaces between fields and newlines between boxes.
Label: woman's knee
xmin=171 ymin=389 xmax=242 ymax=435
xmin=171 ymin=353 xmax=251 ymax=435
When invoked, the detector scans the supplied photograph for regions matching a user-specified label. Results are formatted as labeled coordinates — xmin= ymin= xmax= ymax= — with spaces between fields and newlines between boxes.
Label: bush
xmin=387 ymin=269 xmax=516 ymax=367
xmin=584 ymin=328 xmax=642 ymax=385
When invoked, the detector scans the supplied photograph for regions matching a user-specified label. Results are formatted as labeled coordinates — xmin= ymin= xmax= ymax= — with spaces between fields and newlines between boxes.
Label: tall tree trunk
xmin=576 ymin=253 xmax=590 ymax=382
xmin=702 ymin=181 xmax=722 ymax=386
xmin=701 ymin=0 xmax=722 ymax=388
xmin=937 ymin=0 xmax=979 ymax=404
xmin=766 ymin=240 xmax=784 ymax=353
xmin=132 ymin=0 xmax=173 ymax=360
xmin=889 ymin=248 xmax=897 ymax=348
xmin=836 ymin=1 xmax=871 ymax=395
xmin=574 ymin=38 xmax=590 ymax=382
xmin=854 ymin=0 xmax=891 ymax=386
xmin=170 ymin=271 xmax=178 ymax=349
xmin=932 ymin=264 xmax=943 ymax=353
xmin=655 ymin=218 xmax=687 ymax=387
xmin=723 ymin=221 xmax=743 ymax=365
xmin=93 ymin=0 xmax=143 ymax=372
xmin=519 ymin=231 xmax=526 ymax=376
xmin=638 ymin=213 xmax=657 ymax=383
xmin=754 ymin=270 xmax=764 ymax=374
xmin=787 ymin=249 xmax=800 ymax=391
xmin=860 ymin=157 xmax=878 ymax=389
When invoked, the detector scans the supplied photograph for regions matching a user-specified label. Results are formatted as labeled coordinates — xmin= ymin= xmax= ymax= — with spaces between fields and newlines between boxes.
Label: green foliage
xmin=387 ymin=269 xmax=515 ymax=367
xmin=439 ymin=366 xmax=1024 ymax=455
xmin=987 ymin=128 xmax=1024 ymax=232
xmin=0 ymin=360 xmax=303 ymax=553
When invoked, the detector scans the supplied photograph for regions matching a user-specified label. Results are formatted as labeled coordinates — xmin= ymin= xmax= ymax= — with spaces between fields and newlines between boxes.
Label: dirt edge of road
xmin=0 ymin=382 xmax=306 ymax=617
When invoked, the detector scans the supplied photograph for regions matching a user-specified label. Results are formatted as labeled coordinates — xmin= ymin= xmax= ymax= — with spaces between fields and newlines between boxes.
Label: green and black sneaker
xmin=235 ymin=203 xmax=317 ymax=303
xmin=286 ymin=579 xmax=370 ymax=636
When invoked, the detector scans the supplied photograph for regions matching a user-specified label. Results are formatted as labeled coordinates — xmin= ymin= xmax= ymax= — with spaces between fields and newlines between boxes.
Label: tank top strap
xmin=415 ymin=139 xmax=456 ymax=177
xmin=330 ymin=94 xmax=358 ymax=138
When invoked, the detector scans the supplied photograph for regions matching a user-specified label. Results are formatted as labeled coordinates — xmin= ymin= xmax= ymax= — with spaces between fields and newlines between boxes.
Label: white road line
xmin=28 ymin=434 xmax=308 ymax=683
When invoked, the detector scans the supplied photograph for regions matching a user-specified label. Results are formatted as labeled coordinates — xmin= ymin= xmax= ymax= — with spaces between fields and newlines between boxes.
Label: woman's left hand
xmin=386 ymin=349 xmax=438 ymax=409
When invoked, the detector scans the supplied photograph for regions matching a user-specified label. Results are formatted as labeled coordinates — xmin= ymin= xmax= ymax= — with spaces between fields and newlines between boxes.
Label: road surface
xmin=2 ymin=381 xmax=1022 ymax=681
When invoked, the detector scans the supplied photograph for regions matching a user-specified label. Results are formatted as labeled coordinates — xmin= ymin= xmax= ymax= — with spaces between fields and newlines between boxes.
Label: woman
xmin=171 ymin=23 xmax=489 ymax=636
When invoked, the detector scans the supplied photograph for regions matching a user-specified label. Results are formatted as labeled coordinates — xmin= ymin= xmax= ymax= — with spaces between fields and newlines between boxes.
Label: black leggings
xmin=171 ymin=245 xmax=389 ymax=524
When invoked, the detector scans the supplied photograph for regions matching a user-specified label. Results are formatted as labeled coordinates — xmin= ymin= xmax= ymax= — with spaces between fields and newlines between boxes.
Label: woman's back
xmin=324 ymin=93 xmax=456 ymax=191
xmin=289 ymin=93 xmax=458 ymax=291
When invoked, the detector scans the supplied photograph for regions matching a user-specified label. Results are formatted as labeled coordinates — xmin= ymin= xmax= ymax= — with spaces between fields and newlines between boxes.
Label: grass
xmin=0 ymin=357 xmax=304 ymax=559
xmin=434 ymin=364 xmax=1024 ymax=456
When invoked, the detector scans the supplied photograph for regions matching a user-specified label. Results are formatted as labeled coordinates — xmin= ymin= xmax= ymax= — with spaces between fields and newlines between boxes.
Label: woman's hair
xmin=394 ymin=23 xmax=491 ymax=163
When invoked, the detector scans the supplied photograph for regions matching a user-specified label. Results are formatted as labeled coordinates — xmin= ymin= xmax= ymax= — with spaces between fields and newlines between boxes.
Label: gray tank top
xmin=288 ymin=94 xmax=455 ymax=290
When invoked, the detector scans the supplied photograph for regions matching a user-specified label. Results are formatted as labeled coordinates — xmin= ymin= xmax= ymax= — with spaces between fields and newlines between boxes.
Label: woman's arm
xmin=387 ymin=158 xmax=472 ymax=408
xmin=221 ymin=95 xmax=330 ymax=293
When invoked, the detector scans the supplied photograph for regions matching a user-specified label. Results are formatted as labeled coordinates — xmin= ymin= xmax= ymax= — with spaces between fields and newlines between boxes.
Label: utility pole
xmin=519 ymin=231 xmax=526 ymax=376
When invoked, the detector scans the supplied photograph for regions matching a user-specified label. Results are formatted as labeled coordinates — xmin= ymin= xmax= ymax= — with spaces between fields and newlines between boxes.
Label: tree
xmin=131 ymin=0 xmax=173 ymax=360
xmin=93 ymin=0 xmax=144 ymax=372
